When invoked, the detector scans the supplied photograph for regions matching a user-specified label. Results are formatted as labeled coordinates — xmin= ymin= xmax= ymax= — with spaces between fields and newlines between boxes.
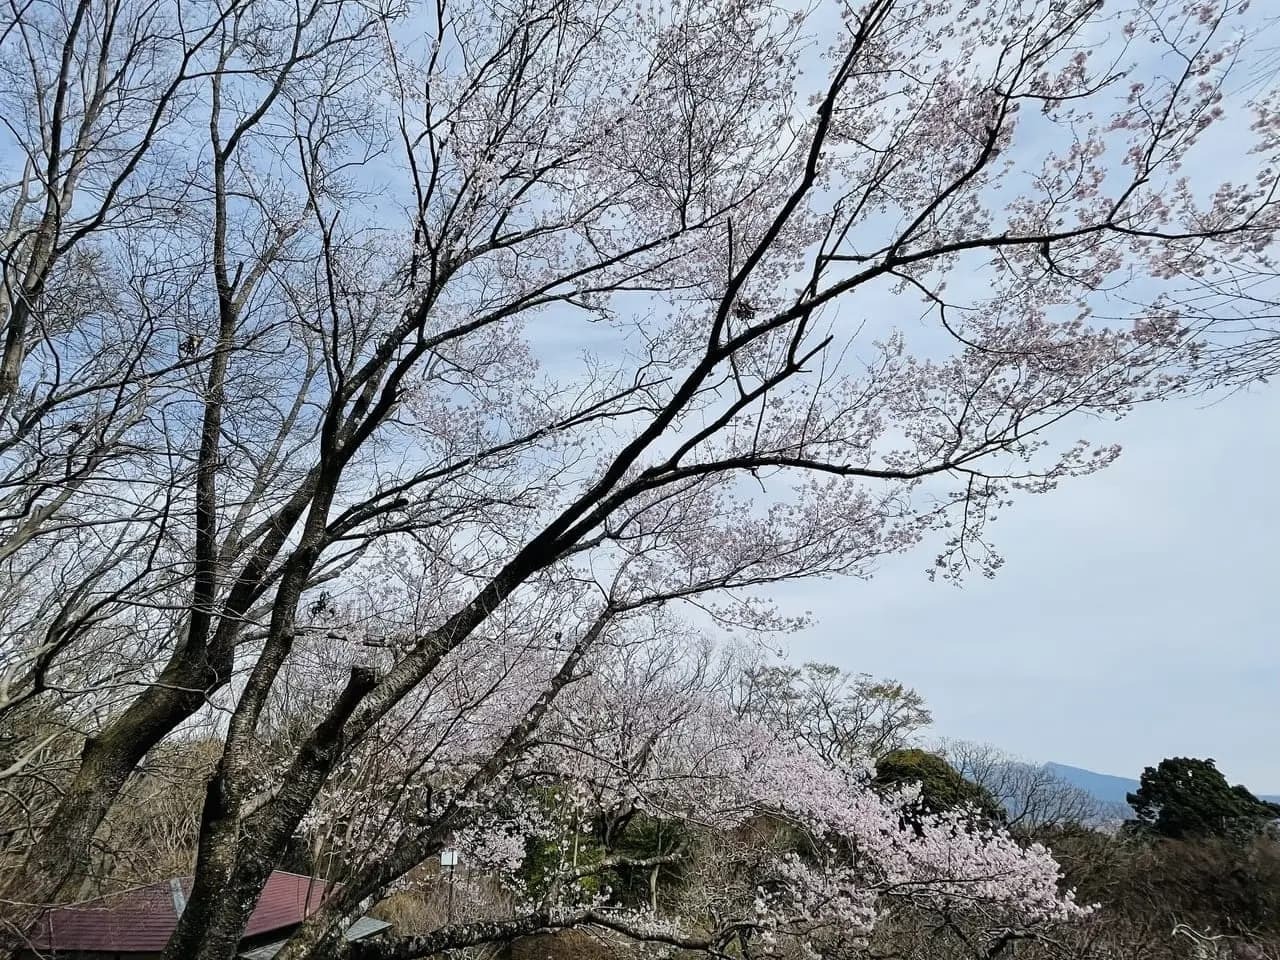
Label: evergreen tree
xmin=1127 ymin=757 xmax=1280 ymax=841
xmin=875 ymin=749 xmax=1006 ymax=823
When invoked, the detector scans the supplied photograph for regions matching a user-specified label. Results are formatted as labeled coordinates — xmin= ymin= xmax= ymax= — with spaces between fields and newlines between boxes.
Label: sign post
xmin=440 ymin=849 xmax=459 ymax=923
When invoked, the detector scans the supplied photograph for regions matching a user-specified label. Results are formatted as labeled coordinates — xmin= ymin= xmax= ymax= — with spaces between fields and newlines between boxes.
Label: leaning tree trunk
xmin=0 ymin=656 xmax=224 ymax=959
xmin=160 ymin=667 xmax=378 ymax=960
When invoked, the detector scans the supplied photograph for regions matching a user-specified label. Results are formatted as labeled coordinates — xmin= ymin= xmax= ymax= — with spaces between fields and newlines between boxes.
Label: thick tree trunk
xmin=161 ymin=764 xmax=314 ymax=960
xmin=0 ymin=657 xmax=221 ymax=932
xmin=163 ymin=807 xmax=279 ymax=960
xmin=0 ymin=669 xmax=222 ymax=960
xmin=160 ymin=668 xmax=378 ymax=960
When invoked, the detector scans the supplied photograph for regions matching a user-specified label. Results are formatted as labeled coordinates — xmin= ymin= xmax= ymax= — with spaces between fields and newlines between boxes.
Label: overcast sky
xmin=517 ymin=3 xmax=1280 ymax=790
xmin=692 ymin=1 xmax=1280 ymax=795
xmin=771 ymin=384 xmax=1280 ymax=792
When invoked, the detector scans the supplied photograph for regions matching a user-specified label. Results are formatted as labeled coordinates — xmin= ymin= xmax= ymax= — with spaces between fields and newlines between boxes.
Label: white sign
xmin=440 ymin=849 xmax=459 ymax=868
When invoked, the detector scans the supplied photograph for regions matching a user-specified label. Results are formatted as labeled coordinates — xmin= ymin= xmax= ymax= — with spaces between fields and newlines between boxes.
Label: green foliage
xmin=874 ymin=748 xmax=1005 ymax=823
xmin=516 ymin=786 xmax=697 ymax=912
xmin=518 ymin=786 xmax=606 ymax=904
xmin=1126 ymin=757 xmax=1280 ymax=842
xmin=598 ymin=811 xmax=692 ymax=911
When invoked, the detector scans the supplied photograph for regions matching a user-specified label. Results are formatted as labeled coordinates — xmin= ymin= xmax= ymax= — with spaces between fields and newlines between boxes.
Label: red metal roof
xmin=27 ymin=871 xmax=337 ymax=953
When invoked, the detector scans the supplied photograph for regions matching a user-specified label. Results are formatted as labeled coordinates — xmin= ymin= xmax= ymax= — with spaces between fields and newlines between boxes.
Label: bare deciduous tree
xmin=733 ymin=660 xmax=931 ymax=763
xmin=940 ymin=740 xmax=1112 ymax=833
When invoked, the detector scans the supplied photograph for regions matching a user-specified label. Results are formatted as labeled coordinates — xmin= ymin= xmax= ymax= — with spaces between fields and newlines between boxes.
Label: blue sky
xmin=774 ymin=385 xmax=1280 ymax=792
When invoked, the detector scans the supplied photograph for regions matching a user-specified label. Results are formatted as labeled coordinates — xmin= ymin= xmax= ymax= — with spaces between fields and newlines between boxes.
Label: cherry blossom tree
xmin=279 ymin=629 xmax=1086 ymax=960
xmin=2 ymin=0 xmax=1279 ymax=956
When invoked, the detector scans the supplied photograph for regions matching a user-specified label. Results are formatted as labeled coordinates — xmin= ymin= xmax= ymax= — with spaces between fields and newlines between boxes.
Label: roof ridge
xmin=169 ymin=877 xmax=188 ymax=917
xmin=47 ymin=876 xmax=179 ymax=910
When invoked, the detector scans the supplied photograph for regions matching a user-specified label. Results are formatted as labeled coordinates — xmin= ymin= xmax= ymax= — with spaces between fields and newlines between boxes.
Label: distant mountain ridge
xmin=1046 ymin=762 xmax=1280 ymax=811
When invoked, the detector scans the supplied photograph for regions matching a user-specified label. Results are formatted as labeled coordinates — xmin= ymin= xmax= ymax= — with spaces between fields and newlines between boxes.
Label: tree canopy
xmin=874 ymin=749 xmax=1006 ymax=824
xmin=1127 ymin=758 xmax=1280 ymax=842
xmin=733 ymin=661 xmax=931 ymax=763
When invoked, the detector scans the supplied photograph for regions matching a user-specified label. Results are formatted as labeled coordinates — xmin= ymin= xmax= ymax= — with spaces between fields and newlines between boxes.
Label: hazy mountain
xmin=1044 ymin=763 xmax=1142 ymax=808
xmin=1046 ymin=762 xmax=1280 ymax=810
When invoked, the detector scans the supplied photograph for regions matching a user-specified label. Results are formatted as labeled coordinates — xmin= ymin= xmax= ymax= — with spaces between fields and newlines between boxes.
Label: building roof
xmin=237 ymin=917 xmax=392 ymax=960
xmin=28 ymin=870 xmax=339 ymax=954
